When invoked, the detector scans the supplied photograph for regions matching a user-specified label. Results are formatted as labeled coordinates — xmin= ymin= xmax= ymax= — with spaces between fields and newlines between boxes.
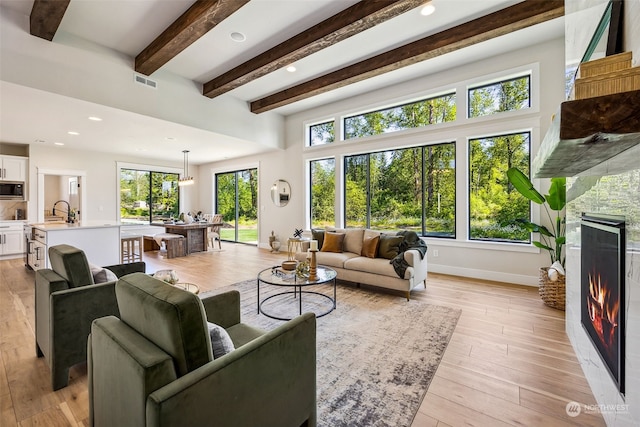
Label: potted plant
xmin=506 ymin=167 xmax=566 ymax=310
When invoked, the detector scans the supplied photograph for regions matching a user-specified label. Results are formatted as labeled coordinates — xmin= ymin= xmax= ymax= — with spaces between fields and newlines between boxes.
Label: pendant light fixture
xmin=178 ymin=150 xmax=194 ymax=186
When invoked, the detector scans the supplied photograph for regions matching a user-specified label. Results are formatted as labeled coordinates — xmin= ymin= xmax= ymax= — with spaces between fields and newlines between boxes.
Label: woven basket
xmin=538 ymin=267 xmax=565 ymax=311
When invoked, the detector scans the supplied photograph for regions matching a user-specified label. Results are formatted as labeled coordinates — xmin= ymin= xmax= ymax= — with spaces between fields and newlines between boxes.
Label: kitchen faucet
xmin=52 ymin=200 xmax=72 ymax=223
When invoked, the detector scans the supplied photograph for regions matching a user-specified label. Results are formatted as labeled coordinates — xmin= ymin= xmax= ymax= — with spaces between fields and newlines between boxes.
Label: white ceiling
xmin=0 ymin=0 xmax=564 ymax=164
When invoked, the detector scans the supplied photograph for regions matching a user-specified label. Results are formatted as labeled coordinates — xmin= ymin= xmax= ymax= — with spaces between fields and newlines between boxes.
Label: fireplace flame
xmin=587 ymin=273 xmax=619 ymax=351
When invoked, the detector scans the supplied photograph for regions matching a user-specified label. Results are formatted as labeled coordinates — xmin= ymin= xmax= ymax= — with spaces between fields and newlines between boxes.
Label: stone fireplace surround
xmin=565 ymin=143 xmax=640 ymax=426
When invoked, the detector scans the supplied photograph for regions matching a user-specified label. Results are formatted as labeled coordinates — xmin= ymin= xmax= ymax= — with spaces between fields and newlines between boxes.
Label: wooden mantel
xmin=533 ymin=90 xmax=640 ymax=178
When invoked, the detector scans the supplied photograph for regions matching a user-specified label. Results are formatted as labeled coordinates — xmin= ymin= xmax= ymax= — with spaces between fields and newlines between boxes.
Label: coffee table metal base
xmin=259 ymin=288 xmax=336 ymax=321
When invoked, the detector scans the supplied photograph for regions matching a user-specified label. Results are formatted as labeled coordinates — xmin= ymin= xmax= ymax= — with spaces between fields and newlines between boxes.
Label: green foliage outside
xmin=216 ymin=169 xmax=258 ymax=244
xmin=120 ymin=169 xmax=179 ymax=223
xmin=310 ymin=121 xmax=335 ymax=146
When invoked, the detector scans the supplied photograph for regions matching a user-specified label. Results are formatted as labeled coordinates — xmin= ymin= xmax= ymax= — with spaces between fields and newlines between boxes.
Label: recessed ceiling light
xmin=34 ymin=139 xmax=45 ymax=143
xmin=420 ymin=2 xmax=435 ymax=16
xmin=165 ymin=137 xmax=176 ymax=141
xmin=230 ymin=32 xmax=246 ymax=42
xmin=88 ymin=116 xmax=103 ymax=121
xmin=54 ymin=142 xmax=65 ymax=146
xmin=68 ymin=131 xmax=79 ymax=135
xmin=286 ymin=65 xmax=297 ymax=73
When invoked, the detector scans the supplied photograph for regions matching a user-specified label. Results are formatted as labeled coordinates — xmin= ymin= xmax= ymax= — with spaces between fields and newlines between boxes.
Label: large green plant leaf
xmin=546 ymin=177 xmax=566 ymax=211
xmin=507 ymin=168 xmax=545 ymax=204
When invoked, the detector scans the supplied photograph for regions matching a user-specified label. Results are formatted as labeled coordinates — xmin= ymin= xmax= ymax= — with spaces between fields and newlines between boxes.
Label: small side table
xmin=174 ymin=283 xmax=200 ymax=294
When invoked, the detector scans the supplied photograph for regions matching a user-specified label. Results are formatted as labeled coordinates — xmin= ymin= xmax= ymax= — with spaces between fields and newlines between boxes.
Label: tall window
xmin=468 ymin=75 xmax=530 ymax=118
xmin=120 ymin=169 xmax=179 ymax=224
xmin=468 ymin=132 xmax=530 ymax=242
xmin=309 ymin=121 xmax=335 ymax=146
xmin=310 ymin=158 xmax=335 ymax=228
xmin=215 ymin=168 xmax=258 ymax=244
xmin=343 ymin=143 xmax=455 ymax=236
xmin=344 ymin=93 xmax=456 ymax=140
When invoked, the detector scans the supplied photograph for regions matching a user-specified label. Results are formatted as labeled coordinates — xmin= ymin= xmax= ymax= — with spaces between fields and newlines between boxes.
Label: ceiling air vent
xmin=133 ymin=74 xmax=158 ymax=89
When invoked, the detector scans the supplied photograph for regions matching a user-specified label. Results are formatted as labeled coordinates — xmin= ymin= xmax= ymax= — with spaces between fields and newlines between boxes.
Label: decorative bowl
xmin=281 ymin=260 xmax=297 ymax=271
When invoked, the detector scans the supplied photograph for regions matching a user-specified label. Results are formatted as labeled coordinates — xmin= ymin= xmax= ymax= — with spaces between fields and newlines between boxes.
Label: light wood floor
xmin=0 ymin=244 xmax=604 ymax=426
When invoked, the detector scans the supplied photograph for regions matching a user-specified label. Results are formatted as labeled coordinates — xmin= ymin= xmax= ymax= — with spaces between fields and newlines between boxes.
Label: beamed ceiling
xmin=0 ymin=0 xmax=566 ymax=163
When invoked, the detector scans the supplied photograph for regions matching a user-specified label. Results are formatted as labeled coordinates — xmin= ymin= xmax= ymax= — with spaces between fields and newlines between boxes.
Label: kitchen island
xmin=28 ymin=222 xmax=121 ymax=270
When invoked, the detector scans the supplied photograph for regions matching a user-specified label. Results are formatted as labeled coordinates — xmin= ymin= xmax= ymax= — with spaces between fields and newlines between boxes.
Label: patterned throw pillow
xmin=361 ymin=235 xmax=380 ymax=258
xmin=321 ymin=232 xmax=345 ymax=253
xmin=207 ymin=322 xmax=235 ymax=359
xmin=89 ymin=263 xmax=118 ymax=284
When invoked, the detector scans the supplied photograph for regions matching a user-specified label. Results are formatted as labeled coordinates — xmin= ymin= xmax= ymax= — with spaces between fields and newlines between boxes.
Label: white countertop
xmin=30 ymin=221 xmax=120 ymax=231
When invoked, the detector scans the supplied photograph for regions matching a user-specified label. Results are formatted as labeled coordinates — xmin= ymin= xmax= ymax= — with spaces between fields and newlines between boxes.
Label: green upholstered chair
xmin=88 ymin=273 xmax=317 ymax=427
xmin=35 ymin=244 xmax=146 ymax=390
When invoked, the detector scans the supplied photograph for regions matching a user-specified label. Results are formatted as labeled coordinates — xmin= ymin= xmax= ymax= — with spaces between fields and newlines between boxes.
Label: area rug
xmin=203 ymin=280 xmax=461 ymax=427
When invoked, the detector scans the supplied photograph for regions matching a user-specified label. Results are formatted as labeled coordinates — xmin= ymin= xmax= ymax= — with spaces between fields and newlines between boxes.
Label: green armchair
xmin=35 ymin=244 xmax=145 ymax=390
xmin=88 ymin=273 xmax=317 ymax=427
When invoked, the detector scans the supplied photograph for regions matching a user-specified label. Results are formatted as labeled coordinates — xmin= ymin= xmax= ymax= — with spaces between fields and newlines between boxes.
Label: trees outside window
xmin=468 ymin=132 xmax=530 ymax=242
xmin=343 ymin=144 xmax=455 ymax=236
xmin=309 ymin=121 xmax=335 ymax=146
xmin=310 ymin=159 xmax=335 ymax=228
xmin=468 ymin=75 xmax=530 ymax=118
xmin=216 ymin=168 xmax=258 ymax=244
xmin=120 ymin=169 xmax=179 ymax=224
xmin=344 ymin=93 xmax=456 ymax=140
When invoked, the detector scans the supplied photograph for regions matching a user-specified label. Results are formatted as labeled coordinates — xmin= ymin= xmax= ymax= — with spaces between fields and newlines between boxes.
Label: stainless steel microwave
xmin=0 ymin=181 xmax=25 ymax=200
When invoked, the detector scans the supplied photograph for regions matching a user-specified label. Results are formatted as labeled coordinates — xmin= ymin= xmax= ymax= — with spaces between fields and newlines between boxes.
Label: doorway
xmin=215 ymin=168 xmax=258 ymax=245
xmin=36 ymin=168 xmax=87 ymax=223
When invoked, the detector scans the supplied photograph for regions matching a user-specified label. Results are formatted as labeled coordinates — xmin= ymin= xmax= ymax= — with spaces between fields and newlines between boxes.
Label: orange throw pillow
xmin=361 ymin=235 xmax=380 ymax=258
xmin=321 ymin=232 xmax=345 ymax=253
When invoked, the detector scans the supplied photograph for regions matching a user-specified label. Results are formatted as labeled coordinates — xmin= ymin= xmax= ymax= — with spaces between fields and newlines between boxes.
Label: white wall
xmin=199 ymin=37 xmax=566 ymax=286
xmin=27 ymin=145 xmax=196 ymax=223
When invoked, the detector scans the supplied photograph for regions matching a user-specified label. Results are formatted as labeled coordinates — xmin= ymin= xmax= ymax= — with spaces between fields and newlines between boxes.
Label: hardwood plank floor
xmin=0 ymin=244 xmax=604 ymax=426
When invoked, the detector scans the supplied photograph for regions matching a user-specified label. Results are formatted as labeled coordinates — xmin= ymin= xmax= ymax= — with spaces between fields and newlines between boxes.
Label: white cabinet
xmin=0 ymin=222 xmax=24 ymax=255
xmin=0 ymin=155 xmax=27 ymax=181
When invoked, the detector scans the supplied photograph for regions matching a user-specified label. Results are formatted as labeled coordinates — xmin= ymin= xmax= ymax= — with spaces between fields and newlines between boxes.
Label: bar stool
xmin=121 ymin=233 xmax=143 ymax=263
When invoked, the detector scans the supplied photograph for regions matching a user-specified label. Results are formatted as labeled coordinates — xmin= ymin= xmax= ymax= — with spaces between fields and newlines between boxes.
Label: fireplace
xmin=581 ymin=213 xmax=625 ymax=394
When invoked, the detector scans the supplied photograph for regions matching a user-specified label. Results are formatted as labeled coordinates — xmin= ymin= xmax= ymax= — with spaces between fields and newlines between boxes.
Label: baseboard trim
xmin=428 ymin=264 xmax=538 ymax=287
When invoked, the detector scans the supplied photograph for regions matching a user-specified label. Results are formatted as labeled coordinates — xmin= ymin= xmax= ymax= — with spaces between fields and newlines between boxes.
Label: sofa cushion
xmin=311 ymin=228 xmax=325 ymax=249
xmin=321 ymin=232 xmax=345 ymax=253
xmin=315 ymin=251 xmax=359 ymax=269
xmin=207 ymin=322 xmax=235 ymax=359
xmin=116 ymin=273 xmax=212 ymax=377
xmin=327 ymin=228 xmax=364 ymax=254
xmin=344 ymin=256 xmax=410 ymax=279
xmin=361 ymin=235 xmax=380 ymax=258
xmin=378 ymin=234 xmax=404 ymax=259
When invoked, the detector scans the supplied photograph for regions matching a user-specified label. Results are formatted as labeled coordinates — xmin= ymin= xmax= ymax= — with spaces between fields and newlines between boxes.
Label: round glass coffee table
xmin=257 ymin=265 xmax=337 ymax=321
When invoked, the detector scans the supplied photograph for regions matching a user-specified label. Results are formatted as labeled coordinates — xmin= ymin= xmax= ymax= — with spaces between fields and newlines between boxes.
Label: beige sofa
xmin=294 ymin=228 xmax=428 ymax=300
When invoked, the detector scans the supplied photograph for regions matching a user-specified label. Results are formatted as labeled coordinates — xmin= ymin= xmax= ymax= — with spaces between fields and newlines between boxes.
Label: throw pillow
xmin=361 ymin=235 xmax=380 ymax=258
xmin=321 ymin=232 xmax=345 ymax=253
xmin=378 ymin=234 xmax=404 ymax=259
xmin=311 ymin=228 xmax=325 ymax=249
xmin=89 ymin=263 xmax=118 ymax=284
xmin=207 ymin=322 xmax=235 ymax=359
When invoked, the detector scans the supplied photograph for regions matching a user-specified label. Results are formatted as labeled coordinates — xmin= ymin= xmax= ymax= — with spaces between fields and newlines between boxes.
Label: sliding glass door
xmin=215 ymin=168 xmax=258 ymax=244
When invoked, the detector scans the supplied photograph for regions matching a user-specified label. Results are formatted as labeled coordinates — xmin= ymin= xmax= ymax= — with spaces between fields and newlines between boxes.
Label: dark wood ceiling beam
xmin=135 ymin=0 xmax=250 ymax=76
xmin=250 ymin=0 xmax=564 ymax=114
xmin=203 ymin=0 xmax=426 ymax=99
xmin=30 ymin=0 xmax=70 ymax=41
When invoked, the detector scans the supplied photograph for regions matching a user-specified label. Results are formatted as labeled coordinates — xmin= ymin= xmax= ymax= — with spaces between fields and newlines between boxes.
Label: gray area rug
xmin=203 ymin=280 xmax=461 ymax=427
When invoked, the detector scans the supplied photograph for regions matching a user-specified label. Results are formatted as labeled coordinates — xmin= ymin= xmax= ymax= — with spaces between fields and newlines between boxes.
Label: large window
xmin=468 ymin=75 xmax=530 ymax=118
xmin=216 ymin=168 xmax=258 ymax=244
xmin=468 ymin=132 xmax=530 ymax=242
xmin=342 ymin=143 xmax=455 ymax=236
xmin=344 ymin=93 xmax=456 ymax=140
xmin=310 ymin=158 xmax=335 ymax=228
xmin=120 ymin=169 xmax=179 ymax=224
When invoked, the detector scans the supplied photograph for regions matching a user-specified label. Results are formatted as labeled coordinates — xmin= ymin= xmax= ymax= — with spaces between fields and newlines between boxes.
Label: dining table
xmin=152 ymin=222 xmax=210 ymax=254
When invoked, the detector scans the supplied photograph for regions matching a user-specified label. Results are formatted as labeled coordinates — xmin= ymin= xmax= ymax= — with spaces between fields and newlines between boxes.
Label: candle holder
xmin=308 ymin=249 xmax=318 ymax=281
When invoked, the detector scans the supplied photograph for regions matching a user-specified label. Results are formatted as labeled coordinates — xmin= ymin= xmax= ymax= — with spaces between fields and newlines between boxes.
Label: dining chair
xmin=208 ymin=214 xmax=223 ymax=250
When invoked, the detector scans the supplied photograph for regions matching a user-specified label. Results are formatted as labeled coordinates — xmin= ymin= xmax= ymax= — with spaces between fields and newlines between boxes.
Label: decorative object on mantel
xmin=507 ymin=167 xmax=566 ymax=310
xmin=178 ymin=150 xmax=194 ymax=186
xmin=269 ymin=231 xmax=281 ymax=253
xmin=575 ymin=51 xmax=640 ymax=100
